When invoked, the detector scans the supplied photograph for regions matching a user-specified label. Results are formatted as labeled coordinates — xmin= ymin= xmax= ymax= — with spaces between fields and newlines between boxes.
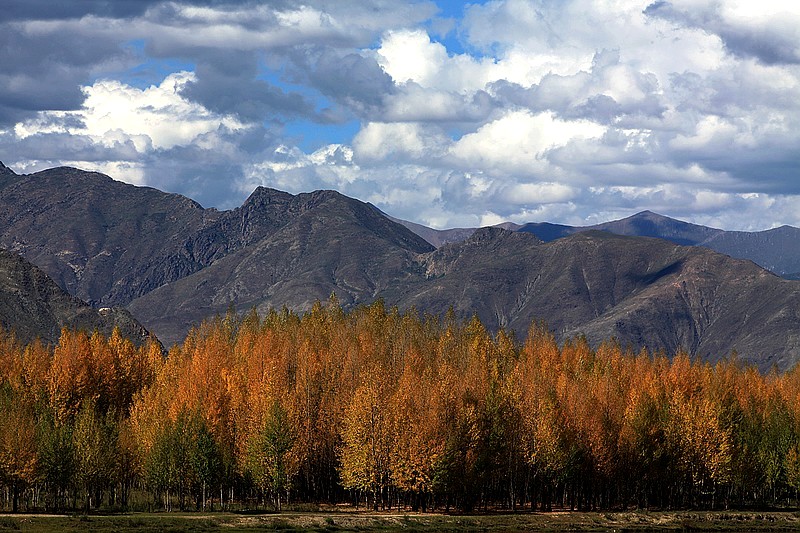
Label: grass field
xmin=2 ymin=510 xmax=800 ymax=532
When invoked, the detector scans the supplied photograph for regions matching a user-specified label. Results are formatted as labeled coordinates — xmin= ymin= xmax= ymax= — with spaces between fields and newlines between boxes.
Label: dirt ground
xmin=3 ymin=509 xmax=800 ymax=532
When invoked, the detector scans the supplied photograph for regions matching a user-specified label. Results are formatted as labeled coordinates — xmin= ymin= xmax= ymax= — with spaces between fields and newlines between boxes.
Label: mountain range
xmin=2 ymin=162 xmax=800 ymax=371
xmin=395 ymin=209 xmax=800 ymax=279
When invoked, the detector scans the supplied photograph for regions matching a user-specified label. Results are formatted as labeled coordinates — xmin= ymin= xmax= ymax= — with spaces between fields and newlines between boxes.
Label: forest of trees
xmin=3 ymin=299 xmax=800 ymax=513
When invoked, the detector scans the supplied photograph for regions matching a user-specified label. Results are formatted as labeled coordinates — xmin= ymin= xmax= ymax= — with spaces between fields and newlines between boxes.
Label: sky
xmin=1 ymin=0 xmax=799 ymax=230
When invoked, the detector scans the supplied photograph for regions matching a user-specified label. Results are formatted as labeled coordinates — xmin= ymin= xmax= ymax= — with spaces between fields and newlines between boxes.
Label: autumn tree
xmin=340 ymin=377 xmax=395 ymax=510
xmin=6 ymin=302 xmax=800 ymax=513
xmin=0 ymin=385 xmax=38 ymax=512
xmin=389 ymin=357 xmax=442 ymax=510
xmin=667 ymin=380 xmax=733 ymax=507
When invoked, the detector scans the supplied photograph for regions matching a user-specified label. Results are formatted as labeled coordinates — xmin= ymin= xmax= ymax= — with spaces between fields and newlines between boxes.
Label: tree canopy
xmin=2 ymin=303 xmax=800 ymax=512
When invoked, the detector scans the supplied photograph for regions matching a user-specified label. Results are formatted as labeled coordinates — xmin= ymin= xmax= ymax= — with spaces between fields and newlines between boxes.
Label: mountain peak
xmin=0 ymin=161 xmax=16 ymax=177
xmin=467 ymin=226 xmax=512 ymax=242
xmin=242 ymin=186 xmax=295 ymax=208
xmin=592 ymin=209 xmax=721 ymax=246
xmin=623 ymin=210 xmax=677 ymax=223
xmin=34 ymin=165 xmax=115 ymax=185
xmin=466 ymin=226 xmax=542 ymax=246
xmin=492 ymin=221 xmax=522 ymax=231
xmin=295 ymin=188 xmax=347 ymax=207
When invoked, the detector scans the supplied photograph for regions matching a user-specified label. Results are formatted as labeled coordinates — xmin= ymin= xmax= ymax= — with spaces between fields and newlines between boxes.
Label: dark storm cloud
xmin=719 ymin=28 xmax=800 ymax=65
xmin=144 ymin=148 xmax=246 ymax=209
xmin=0 ymin=0 xmax=270 ymax=22
xmin=304 ymin=50 xmax=397 ymax=116
xmin=0 ymin=131 xmax=140 ymax=162
xmin=563 ymin=95 xmax=623 ymax=124
xmin=0 ymin=0 xmax=156 ymax=21
xmin=141 ymin=126 xmax=280 ymax=209
xmin=180 ymin=51 xmax=316 ymax=123
xmin=671 ymin=142 xmax=800 ymax=195
xmin=0 ymin=22 xmax=131 ymax=126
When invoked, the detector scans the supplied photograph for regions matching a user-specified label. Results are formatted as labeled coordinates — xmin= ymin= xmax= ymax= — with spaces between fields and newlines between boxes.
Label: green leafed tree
xmin=73 ymin=401 xmax=118 ymax=512
xmin=193 ymin=417 xmax=223 ymax=511
xmin=144 ymin=410 xmax=204 ymax=511
xmin=36 ymin=408 xmax=75 ymax=511
xmin=247 ymin=400 xmax=294 ymax=510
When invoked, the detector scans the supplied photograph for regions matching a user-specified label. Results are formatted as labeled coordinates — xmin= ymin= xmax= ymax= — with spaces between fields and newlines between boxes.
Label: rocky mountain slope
xmin=403 ymin=229 xmax=800 ymax=371
xmin=0 ymin=164 xmax=432 ymax=313
xmin=0 ymin=165 xmax=216 ymax=306
xmin=127 ymin=188 xmax=434 ymax=344
xmin=0 ymin=248 xmax=151 ymax=345
xmin=3 ymin=162 xmax=800 ymax=370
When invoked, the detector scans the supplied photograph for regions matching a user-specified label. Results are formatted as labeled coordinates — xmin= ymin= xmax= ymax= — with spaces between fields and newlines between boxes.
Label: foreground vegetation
xmin=3 ymin=299 xmax=800 ymax=514
xmin=5 ymin=510 xmax=800 ymax=532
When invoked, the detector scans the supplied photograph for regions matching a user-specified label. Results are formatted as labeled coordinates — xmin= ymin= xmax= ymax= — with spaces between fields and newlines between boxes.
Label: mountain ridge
xmin=396 ymin=209 xmax=800 ymax=279
xmin=3 ymin=162 xmax=800 ymax=371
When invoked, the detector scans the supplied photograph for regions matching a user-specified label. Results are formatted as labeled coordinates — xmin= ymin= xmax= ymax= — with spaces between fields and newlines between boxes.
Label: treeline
xmin=3 ymin=300 xmax=800 ymax=513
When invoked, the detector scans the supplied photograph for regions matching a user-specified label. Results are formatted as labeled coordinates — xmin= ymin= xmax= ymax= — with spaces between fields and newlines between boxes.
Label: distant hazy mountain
xmin=397 ymin=209 xmax=800 ymax=279
xmin=0 ymin=248 xmax=150 ymax=345
xmin=520 ymin=211 xmax=800 ymax=279
xmin=388 ymin=216 xmax=523 ymax=248
xmin=517 ymin=210 xmax=722 ymax=245
xmin=702 ymin=226 xmax=800 ymax=279
xmin=384 ymin=214 xmax=477 ymax=248
xmin=4 ymin=162 xmax=800 ymax=370
xmin=583 ymin=210 xmax=723 ymax=245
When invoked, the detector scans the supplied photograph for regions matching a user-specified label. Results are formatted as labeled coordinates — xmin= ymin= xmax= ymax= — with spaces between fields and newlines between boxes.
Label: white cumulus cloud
xmin=4 ymin=0 xmax=800 ymax=231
